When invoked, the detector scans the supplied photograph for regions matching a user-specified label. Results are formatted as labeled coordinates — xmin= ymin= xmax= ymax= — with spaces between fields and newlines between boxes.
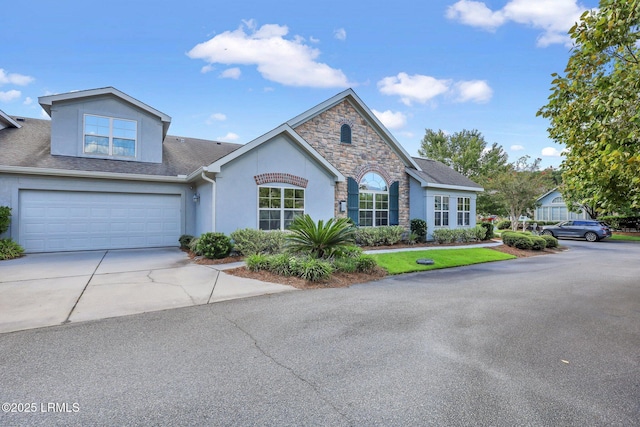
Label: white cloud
xmin=542 ymin=146 xmax=563 ymax=157
xmin=0 ymin=69 xmax=34 ymax=86
xmin=511 ymin=144 xmax=525 ymax=151
xmin=378 ymin=73 xmax=451 ymax=106
xmin=220 ymin=67 xmax=241 ymax=79
xmin=201 ymin=64 xmax=215 ymax=74
xmin=334 ymin=28 xmax=347 ymax=40
xmin=0 ymin=90 xmax=21 ymax=102
xmin=372 ymin=109 xmax=407 ymax=130
xmin=446 ymin=0 xmax=591 ymax=47
xmin=23 ymin=97 xmax=33 ymax=105
xmin=187 ymin=21 xmax=350 ymax=88
xmin=217 ymin=132 xmax=240 ymax=142
xmin=453 ymin=80 xmax=493 ymax=103
xmin=309 ymin=36 xmax=320 ymax=43
xmin=206 ymin=113 xmax=227 ymax=124
xmin=378 ymin=72 xmax=493 ymax=105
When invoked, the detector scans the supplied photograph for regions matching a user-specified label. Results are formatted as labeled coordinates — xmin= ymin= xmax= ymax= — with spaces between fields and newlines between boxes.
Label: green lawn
xmin=611 ymin=234 xmax=640 ymax=241
xmin=370 ymin=248 xmax=516 ymax=275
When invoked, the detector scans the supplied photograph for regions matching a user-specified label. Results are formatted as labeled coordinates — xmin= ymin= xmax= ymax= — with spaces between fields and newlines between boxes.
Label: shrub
xmin=479 ymin=222 xmax=494 ymax=240
xmin=410 ymin=219 xmax=427 ymax=243
xmin=353 ymin=226 xmax=405 ymax=246
xmin=189 ymin=237 xmax=201 ymax=255
xmin=333 ymin=257 xmax=358 ymax=273
xmin=246 ymin=254 xmax=270 ymax=271
xmin=230 ymin=228 xmax=286 ymax=256
xmin=0 ymin=238 xmax=24 ymax=260
xmin=195 ymin=232 xmax=233 ymax=259
xmin=178 ymin=234 xmax=195 ymax=250
xmin=501 ymin=232 xmax=533 ymax=250
xmin=354 ymin=255 xmax=378 ymax=273
xmin=268 ymin=253 xmax=295 ymax=276
xmin=286 ymin=215 xmax=355 ymax=259
xmin=0 ymin=206 xmax=11 ymax=235
xmin=541 ymin=234 xmax=558 ymax=248
xmin=473 ymin=225 xmax=488 ymax=241
xmin=299 ymin=258 xmax=333 ymax=282
xmin=334 ymin=245 xmax=363 ymax=258
xmin=496 ymin=220 xmax=511 ymax=230
xmin=530 ymin=235 xmax=547 ymax=251
xmin=432 ymin=228 xmax=457 ymax=244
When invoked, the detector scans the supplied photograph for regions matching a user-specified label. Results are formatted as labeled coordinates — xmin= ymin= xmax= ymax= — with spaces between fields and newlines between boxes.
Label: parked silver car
xmin=541 ymin=220 xmax=612 ymax=242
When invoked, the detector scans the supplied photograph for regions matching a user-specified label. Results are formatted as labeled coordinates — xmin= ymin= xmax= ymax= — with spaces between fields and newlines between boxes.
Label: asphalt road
xmin=1 ymin=240 xmax=638 ymax=426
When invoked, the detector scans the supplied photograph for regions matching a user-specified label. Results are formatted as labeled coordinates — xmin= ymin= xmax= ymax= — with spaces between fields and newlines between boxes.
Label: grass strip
xmin=370 ymin=248 xmax=516 ymax=275
xmin=611 ymin=234 xmax=640 ymax=241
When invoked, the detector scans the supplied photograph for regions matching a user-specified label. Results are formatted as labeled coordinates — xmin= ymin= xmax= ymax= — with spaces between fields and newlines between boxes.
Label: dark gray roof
xmin=411 ymin=157 xmax=483 ymax=189
xmin=0 ymin=117 xmax=242 ymax=177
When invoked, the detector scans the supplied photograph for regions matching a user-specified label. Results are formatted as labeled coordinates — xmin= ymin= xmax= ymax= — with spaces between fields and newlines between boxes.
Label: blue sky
xmin=1 ymin=0 xmax=598 ymax=168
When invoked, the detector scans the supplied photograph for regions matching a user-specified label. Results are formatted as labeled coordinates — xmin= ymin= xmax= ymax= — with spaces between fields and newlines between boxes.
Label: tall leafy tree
xmin=418 ymin=128 xmax=509 ymax=215
xmin=486 ymin=156 xmax=547 ymax=230
xmin=418 ymin=129 xmax=508 ymax=181
xmin=538 ymin=0 xmax=640 ymax=212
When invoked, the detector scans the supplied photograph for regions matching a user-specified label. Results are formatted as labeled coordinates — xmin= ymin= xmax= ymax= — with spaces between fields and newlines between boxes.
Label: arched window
xmin=551 ymin=196 xmax=564 ymax=204
xmin=358 ymin=172 xmax=388 ymax=226
xmin=340 ymin=124 xmax=352 ymax=144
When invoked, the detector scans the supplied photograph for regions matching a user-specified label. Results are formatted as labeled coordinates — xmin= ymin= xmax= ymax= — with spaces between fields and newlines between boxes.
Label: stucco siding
xmin=50 ymin=96 xmax=163 ymax=163
xmin=214 ymin=134 xmax=336 ymax=235
xmin=423 ymin=188 xmax=478 ymax=241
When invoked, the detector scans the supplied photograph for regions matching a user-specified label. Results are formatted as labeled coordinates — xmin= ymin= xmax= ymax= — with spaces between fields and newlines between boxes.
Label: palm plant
xmin=286 ymin=214 xmax=355 ymax=259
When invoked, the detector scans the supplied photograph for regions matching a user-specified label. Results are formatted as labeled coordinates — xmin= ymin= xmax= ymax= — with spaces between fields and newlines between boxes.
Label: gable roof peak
xmin=286 ymin=88 xmax=420 ymax=170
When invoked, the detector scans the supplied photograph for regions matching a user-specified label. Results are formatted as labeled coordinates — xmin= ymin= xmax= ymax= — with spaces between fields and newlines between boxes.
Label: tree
xmin=418 ymin=129 xmax=508 ymax=181
xmin=486 ymin=156 xmax=547 ymax=231
xmin=418 ymin=129 xmax=509 ymax=215
xmin=538 ymin=0 xmax=640 ymax=212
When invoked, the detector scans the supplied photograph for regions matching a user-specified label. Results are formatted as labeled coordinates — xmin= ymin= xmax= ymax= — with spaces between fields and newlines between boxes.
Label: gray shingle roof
xmin=0 ymin=117 xmax=242 ymax=177
xmin=411 ymin=157 xmax=482 ymax=189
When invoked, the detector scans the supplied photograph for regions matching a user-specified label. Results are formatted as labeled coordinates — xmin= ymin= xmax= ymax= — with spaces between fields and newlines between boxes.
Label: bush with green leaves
xmin=286 ymin=215 xmax=355 ymax=259
xmin=0 ymin=238 xmax=24 ymax=260
xmin=354 ymin=255 xmax=378 ymax=273
xmin=246 ymin=254 xmax=270 ymax=271
xmin=195 ymin=232 xmax=233 ymax=259
xmin=501 ymin=232 xmax=534 ymax=250
xmin=410 ymin=219 xmax=427 ymax=243
xmin=178 ymin=234 xmax=195 ymax=250
xmin=496 ymin=220 xmax=511 ymax=230
xmin=0 ymin=206 xmax=11 ymax=235
xmin=540 ymin=234 xmax=558 ymax=248
xmin=530 ymin=235 xmax=547 ymax=251
xmin=353 ymin=226 xmax=405 ymax=246
xmin=298 ymin=257 xmax=333 ymax=282
xmin=432 ymin=228 xmax=457 ymax=244
xmin=479 ymin=222 xmax=494 ymax=240
xmin=230 ymin=228 xmax=286 ymax=256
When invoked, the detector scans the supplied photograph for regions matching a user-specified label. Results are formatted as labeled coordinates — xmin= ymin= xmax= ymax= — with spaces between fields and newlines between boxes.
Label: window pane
xmin=84 ymin=135 xmax=109 ymax=154
xmin=359 ymin=193 xmax=373 ymax=209
xmin=442 ymin=197 xmax=449 ymax=210
xmin=359 ymin=211 xmax=373 ymax=227
xmin=113 ymin=119 xmax=136 ymax=139
xmin=375 ymin=211 xmax=388 ymax=226
xmin=435 ymin=212 xmax=441 ymax=226
xmin=360 ymin=173 xmax=387 ymax=191
xmin=112 ymin=138 xmax=135 ymax=156
xmin=85 ymin=116 xmax=110 ymax=136
xmin=435 ymin=196 xmax=441 ymax=210
xmin=295 ymin=189 xmax=304 ymax=199
xmin=376 ymin=194 xmax=388 ymax=210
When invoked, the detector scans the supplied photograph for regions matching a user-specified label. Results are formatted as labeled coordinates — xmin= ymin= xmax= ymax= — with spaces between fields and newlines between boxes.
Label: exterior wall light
xmin=193 ymin=193 xmax=200 ymax=203
xmin=339 ymin=200 xmax=347 ymax=212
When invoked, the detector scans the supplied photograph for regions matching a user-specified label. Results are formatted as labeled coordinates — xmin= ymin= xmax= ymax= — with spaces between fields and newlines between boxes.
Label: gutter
xmin=0 ymin=165 xmax=187 ymax=183
xmin=200 ymin=167 xmax=217 ymax=232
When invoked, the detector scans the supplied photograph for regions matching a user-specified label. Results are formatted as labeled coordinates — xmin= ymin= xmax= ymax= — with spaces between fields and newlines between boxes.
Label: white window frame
xmin=434 ymin=195 xmax=449 ymax=227
xmin=457 ymin=197 xmax=471 ymax=226
xmin=359 ymin=191 xmax=389 ymax=227
xmin=257 ymin=185 xmax=305 ymax=231
xmin=83 ymin=114 xmax=137 ymax=157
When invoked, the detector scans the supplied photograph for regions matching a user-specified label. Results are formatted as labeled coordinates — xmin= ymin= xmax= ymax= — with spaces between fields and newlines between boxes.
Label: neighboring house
xmin=0 ymin=87 xmax=482 ymax=253
xmin=534 ymin=189 xmax=592 ymax=222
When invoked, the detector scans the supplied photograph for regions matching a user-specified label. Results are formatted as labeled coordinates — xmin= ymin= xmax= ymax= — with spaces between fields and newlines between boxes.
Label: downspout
xmin=201 ymin=168 xmax=216 ymax=232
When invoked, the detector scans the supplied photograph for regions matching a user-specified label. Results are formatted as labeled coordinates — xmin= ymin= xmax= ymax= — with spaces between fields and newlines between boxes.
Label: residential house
xmin=534 ymin=188 xmax=592 ymax=222
xmin=0 ymin=87 xmax=482 ymax=252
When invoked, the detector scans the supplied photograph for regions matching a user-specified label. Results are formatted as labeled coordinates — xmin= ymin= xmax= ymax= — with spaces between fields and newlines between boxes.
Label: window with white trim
xmin=435 ymin=195 xmax=449 ymax=227
xmin=358 ymin=173 xmax=388 ymax=227
xmin=457 ymin=197 xmax=470 ymax=226
xmin=551 ymin=196 xmax=564 ymax=204
xmin=258 ymin=186 xmax=304 ymax=231
xmin=84 ymin=114 xmax=137 ymax=157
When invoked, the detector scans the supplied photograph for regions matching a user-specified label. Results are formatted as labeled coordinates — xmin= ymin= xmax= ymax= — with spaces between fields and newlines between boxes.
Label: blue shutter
xmin=389 ymin=181 xmax=399 ymax=225
xmin=347 ymin=177 xmax=359 ymax=225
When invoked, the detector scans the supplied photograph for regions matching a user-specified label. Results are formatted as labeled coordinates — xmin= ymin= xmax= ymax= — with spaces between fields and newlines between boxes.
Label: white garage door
xmin=19 ymin=190 xmax=182 ymax=252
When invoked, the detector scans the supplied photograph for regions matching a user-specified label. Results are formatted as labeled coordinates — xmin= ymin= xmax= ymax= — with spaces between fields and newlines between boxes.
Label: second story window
xmin=84 ymin=114 xmax=137 ymax=157
xmin=340 ymin=124 xmax=352 ymax=144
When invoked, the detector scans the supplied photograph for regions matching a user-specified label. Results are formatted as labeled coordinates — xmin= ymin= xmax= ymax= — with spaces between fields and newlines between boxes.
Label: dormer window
xmin=340 ymin=123 xmax=352 ymax=144
xmin=84 ymin=114 xmax=137 ymax=157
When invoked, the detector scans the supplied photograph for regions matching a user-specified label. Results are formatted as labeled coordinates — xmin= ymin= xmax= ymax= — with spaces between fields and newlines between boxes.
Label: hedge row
xmin=599 ymin=215 xmax=640 ymax=230
xmin=501 ymin=231 xmax=558 ymax=250
xmin=432 ymin=225 xmax=486 ymax=244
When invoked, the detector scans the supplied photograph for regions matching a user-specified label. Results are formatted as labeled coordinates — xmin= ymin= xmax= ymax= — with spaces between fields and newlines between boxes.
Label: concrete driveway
xmin=0 ymin=247 xmax=294 ymax=334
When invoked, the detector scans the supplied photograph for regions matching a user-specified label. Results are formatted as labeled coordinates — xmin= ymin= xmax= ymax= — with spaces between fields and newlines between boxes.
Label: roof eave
xmin=0 ymin=110 xmax=21 ymax=129
xmin=0 ymin=165 xmax=188 ymax=183
xmin=406 ymin=168 xmax=484 ymax=192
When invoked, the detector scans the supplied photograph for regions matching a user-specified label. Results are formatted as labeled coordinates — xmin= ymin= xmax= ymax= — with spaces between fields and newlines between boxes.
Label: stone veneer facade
xmin=294 ymin=100 xmax=410 ymax=228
